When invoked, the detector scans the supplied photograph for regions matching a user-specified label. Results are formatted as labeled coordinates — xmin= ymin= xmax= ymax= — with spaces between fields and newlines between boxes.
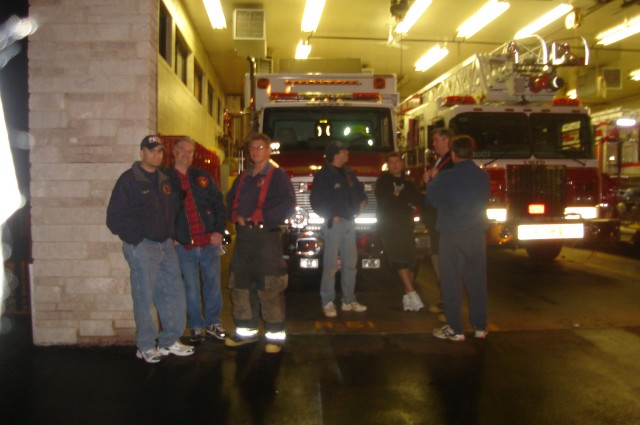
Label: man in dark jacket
xmin=225 ymin=133 xmax=296 ymax=354
xmin=310 ymin=140 xmax=368 ymax=318
xmin=169 ymin=137 xmax=227 ymax=343
xmin=106 ymin=135 xmax=194 ymax=363
xmin=426 ymin=135 xmax=491 ymax=342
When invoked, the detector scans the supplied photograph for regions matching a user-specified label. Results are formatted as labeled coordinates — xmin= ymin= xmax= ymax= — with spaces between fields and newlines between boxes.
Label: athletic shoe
xmin=136 ymin=348 xmax=162 ymax=364
xmin=189 ymin=328 xmax=206 ymax=343
xmin=432 ymin=325 xmax=465 ymax=341
xmin=205 ymin=323 xmax=227 ymax=340
xmin=323 ymin=301 xmax=337 ymax=318
xmin=475 ymin=330 xmax=488 ymax=339
xmin=403 ymin=291 xmax=424 ymax=311
xmin=341 ymin=301 xmax=367 ymax=312
xmin=158 ymin=341 xmax=195 ymax=356
xmin=224 ymin=332 xmax=259 ymax=348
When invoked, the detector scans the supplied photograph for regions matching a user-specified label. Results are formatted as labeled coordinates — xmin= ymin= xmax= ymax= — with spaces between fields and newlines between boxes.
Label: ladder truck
xmin=400 ymin=37 xmax=619 ymax=261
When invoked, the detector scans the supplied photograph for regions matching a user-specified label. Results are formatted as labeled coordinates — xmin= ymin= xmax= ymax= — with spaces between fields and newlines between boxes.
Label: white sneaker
xmin=323 ymin=301 xmax=337 ymax=318
xmin=475 ymin=330 xmax=488 ymax=339
xmin=409 ymin=291 xmax=424 ymax=311
xmin=402 ymin=294 xmax=414 ymax=311
xmin=432 ymin=325 xmax=465 ymax=342
xmin=136 ymin=347 xmax=162 ymax=363
xmin=158 ymin=341 xmax=195 ymax=357
xmin=341 ymin=301 xmax=367 ymax=312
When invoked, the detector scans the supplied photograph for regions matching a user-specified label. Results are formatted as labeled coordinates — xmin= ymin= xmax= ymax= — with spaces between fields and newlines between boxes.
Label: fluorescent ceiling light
xmin=301 ymin=0 xmax=326 ymax=32
xmin=415 ymin=45 xmax=448 ymax=72
xmin=456 ymin=0 xmax=510 ymax=39
xmin=514 ymin=3 xmax=573 ymax=39
xmin=630 ymin=68 xmax=640 ymax=81
xmin=616 ymin=118 xmax=637 ymax=127
xmin=203 ymin=0 xmax=226 ymax=29
xmin=596 ymin=15 xmax=640 ymax=46
xmin=395 ymin=0 xmax=432 ymax=34
xmin=295 ymin=40 xmax=311 ymax=59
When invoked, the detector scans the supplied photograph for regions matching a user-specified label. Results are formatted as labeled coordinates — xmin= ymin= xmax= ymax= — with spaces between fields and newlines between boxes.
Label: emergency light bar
xmin=269 ymin=92 xmax=382 ymax=103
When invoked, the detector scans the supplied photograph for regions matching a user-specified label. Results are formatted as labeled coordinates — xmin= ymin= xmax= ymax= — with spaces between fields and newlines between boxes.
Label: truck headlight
xmin=289 ymin=206 xmax=309 ymax=229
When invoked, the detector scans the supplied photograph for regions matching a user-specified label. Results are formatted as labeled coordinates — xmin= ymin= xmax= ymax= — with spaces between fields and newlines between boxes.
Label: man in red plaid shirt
xmin=170 ymin=138 xmax=227 ymax=343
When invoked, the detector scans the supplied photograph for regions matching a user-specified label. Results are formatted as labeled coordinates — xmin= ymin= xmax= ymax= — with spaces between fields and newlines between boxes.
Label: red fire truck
xmin=592 ymin=108 xmax=640 ymax=245
xmin=243 ymin=73 xmax=426 ymax=274
xmin=400 ymin=37 xmax=619 ymax=261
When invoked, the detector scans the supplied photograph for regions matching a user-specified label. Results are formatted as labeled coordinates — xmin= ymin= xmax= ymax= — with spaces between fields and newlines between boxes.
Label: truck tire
xmin=525 ymin=242 xmax=563 ymax=262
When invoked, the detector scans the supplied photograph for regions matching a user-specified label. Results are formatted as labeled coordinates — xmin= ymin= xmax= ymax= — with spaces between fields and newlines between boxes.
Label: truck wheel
xmin=525 ymin=242 xmax=563 ymax=262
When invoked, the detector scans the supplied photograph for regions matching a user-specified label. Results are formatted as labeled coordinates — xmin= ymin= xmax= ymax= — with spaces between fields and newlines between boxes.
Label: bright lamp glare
xmin=630 ymin=68 xmax=640 ymax=81
xmin=395 ymin=0 xmax=432 ymax=34
xmin=203 ymin=0 xmax=227 ymax=29
xmin=616 ymin=118 xmax=637 ymax=127
xmin=514 ymin=3 xmax=573 ymax=39
xmin=415 ymin=45 xmax=449 ymax=72
xmin=295 ymin=39 xmax=311 ymax=59
xmin=596 ymin=15 xmax=640 ymax=46
xmin=301 ymin=0 xmax=326 ymax=32
xmin=456 ymin=0 xmax=510 ymax=39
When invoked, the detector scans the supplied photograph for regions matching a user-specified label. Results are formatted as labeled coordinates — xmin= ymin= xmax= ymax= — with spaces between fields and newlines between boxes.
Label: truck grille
xmin=506 ymin=164 xmax=566 ymax=219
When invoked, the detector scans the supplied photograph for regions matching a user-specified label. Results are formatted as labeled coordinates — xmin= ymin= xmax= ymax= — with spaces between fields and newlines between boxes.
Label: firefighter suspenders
xmin=231 ymin=165 xmax=276 ymax=225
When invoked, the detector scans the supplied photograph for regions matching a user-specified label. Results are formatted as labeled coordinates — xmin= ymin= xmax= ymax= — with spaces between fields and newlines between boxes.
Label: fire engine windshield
xmin=451 ymin=113 xmax=531 ymax=159
xmin=530 ymin=113 xmax=592 ymax=159
xmin=263 ymin=107 xmax=394 ymax=153
xmin=450 ymin=112 xmax=592 ymax=159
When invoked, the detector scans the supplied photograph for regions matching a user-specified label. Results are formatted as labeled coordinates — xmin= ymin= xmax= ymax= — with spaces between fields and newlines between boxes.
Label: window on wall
xmin=175 ymin=29 xmax=189 ymax=86
xmin=194 ymin=61 xmax=203 ymax=103
xmin=159 ymin=3 xmax=172 ymax=64
xmin=208 ymin=83 xmax=215 ymax=117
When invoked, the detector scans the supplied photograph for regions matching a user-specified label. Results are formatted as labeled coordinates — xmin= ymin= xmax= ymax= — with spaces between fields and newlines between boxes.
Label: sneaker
xmin=205 ymin=323 xmax=227 ymax=340
xmin=265 ymin=343 xmax=282 ymax=354
xmin=323 ymin=301 xmax=337 ymax=318
xmin=409 ymin=291 xmax=424 ymax=311
xmin=433 ymin=325 xmax=465 ymax=342
xmin=136 ymin=348 xmax=162 ymax=364
xmin=341 ymin=301 xmax=367 ymax=312
xmin=428 ymin=302 xmax=444 ymax=314
xmin=158 ymin=341 xmax=195 ymax=356
xmin=224 ymin=332 xmax=259 ymax=348
xmin=189 ymin=328 xmax=206 ymax=343
xmin=475 ymin=330 xmax=488 ymax=339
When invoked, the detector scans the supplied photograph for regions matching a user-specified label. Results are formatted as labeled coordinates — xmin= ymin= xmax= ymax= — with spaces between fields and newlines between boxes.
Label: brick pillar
xmin=28 ymin=0 xmax=158 ymax=345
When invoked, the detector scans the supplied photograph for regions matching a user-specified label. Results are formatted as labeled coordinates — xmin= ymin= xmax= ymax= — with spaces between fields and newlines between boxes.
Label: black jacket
xmin=106 ymin=162 xmax=179 ymax=245
xmin=310 ymin=164 xmax=366 ymax=220
xmin=169 ymin=167 xmax=226 ymax=245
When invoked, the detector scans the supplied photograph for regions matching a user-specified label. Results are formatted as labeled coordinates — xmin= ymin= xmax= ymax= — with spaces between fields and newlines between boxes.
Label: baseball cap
xmin=140 ymin=135 xmax=164 ymax=150
xmin=325 ymin=140 xmax=347 ymax=162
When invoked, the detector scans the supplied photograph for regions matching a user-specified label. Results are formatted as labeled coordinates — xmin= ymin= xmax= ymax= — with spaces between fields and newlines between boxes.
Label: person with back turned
xmin=426 ymin=135 xmax=490 ymax=341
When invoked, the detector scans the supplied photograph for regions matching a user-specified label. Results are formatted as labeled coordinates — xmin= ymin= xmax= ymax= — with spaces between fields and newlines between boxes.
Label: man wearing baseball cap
xmin=107 ymin=135 xmax=194 ymax=363
xmin=310 ymin=140 xmax=368 ymax=318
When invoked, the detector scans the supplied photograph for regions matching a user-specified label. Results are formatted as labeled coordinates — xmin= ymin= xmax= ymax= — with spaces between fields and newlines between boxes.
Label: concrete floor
xmin=1 ymin=247 xmax=640 ymax=425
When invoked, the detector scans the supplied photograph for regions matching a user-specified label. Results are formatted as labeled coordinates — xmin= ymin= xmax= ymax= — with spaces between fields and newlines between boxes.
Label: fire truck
xmin=400 ymin=37 xmax=619 ymax=261
xmin=244 ymin=73 xmax=423 ymax=274
xmin=592 ymin=107 xmax=640 ymax=245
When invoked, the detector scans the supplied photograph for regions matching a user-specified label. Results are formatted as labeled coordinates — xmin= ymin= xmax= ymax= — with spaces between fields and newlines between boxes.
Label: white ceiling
xmin=183 ymin=0 xmax=640 ymax=109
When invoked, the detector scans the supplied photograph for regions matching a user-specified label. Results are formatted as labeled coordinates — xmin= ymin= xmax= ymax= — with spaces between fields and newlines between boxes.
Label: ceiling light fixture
xmin=630 ymin=68 xmax=640 ymax=81
xmin=456 ymin=0 xmax=510 ymax=39
xmin=596 ymin=15 xmax=640 ymax=46
xmin=301 ymin=0 xmax=326 ymax=32
xmin=395 ymin=0 xmax=432 ymax=35
xmin=514 ymin=3 xmax=573 ymax=39
xmin=295 ymin=39 xmax=312 ymax=60
xmin=203 ymin=0 xmax=227 ymax=29
xmin=415 ymin=44 xmax=448 ymax=72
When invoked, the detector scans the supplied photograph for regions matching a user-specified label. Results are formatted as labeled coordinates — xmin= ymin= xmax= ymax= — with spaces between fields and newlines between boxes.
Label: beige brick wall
xmin=29 ymin=0 xmax=158 ymax=345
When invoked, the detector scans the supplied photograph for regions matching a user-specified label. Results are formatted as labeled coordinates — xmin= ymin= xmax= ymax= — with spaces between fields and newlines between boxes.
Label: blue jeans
xmin=438 ymin=229 xmax=488 ymax=334
xmin=122 ymin=239 xmax=187 ymax=351
xmin=175 ymin=244 xmax=222 ymax=329
xmin=320 ymin=218 xmax=358 ymax=306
